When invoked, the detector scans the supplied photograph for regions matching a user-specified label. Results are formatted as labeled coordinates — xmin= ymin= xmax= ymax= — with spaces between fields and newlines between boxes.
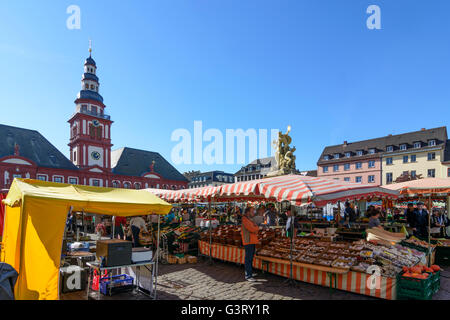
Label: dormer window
xmin=324 ymin=155 xmax=330 ymax=161
xmin=357 ymin=150 xmax=363 ymax=156
xmin=429 ymin=140 xmax=436 ymax=147
xmin=400 ymin=144 xmax=407 ymax=151
xmin=345 ymin=152 xmax=351 ymax=158
xmin=334 ymin=153 xmax=340 ymax=159
xmin=386 ymin=146 xmax=393 ymax=152
xmin=369 ymin=149 xmax=376 ymax=154
xmin=414 ymin=142 xmax=421 ymax=149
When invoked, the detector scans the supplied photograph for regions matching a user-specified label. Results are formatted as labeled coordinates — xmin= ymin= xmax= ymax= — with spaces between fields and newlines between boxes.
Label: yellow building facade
xmin=382 ymin=147 xmax=447 ymax=185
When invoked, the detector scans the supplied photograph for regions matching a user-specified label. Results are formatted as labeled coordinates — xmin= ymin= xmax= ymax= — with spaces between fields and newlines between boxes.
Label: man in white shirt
xmin=130 ymin=216 xmax=148 ymax=247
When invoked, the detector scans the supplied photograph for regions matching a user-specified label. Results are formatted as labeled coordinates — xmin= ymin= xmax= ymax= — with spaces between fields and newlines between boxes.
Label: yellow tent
xmin=0 ymin=178 xmax=172 ymax=300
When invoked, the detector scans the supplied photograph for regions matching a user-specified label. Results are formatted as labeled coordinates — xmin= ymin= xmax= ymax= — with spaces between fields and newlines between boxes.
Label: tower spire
xmin=89 ymin=39 xmax=92 ymax=57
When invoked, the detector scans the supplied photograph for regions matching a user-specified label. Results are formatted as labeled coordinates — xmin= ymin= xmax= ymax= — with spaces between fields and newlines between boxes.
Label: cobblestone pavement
xmin=62 ymin=258 xmax=450 ymax=300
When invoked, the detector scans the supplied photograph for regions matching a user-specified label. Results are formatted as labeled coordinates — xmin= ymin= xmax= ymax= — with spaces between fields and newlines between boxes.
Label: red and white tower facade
xmin=68 ymin=48 xmax=113 ymax=172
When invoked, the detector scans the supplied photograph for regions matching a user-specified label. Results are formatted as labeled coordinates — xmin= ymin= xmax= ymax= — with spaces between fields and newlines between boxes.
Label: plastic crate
xmin=397 ymin=287 xmax=433 ymax=300
xmin=397 ymin=272 xmax=432 ymax=291
xmin=100 ymin=274 xmax=134 ymax=296
xmin=400 ymin=241 xmax=429 ymax=253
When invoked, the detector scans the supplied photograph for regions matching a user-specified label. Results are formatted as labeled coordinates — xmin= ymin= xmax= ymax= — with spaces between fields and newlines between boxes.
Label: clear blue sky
xmin=0 ymin=0 xmax=449 ymax=174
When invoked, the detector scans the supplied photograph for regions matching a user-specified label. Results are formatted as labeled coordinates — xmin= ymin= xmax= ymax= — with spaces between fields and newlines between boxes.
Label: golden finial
xmin=89 ymin=40 xmax=92 ymax=56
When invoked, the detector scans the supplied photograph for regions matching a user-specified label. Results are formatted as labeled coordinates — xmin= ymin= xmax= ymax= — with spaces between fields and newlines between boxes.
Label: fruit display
xmin=402 ymin=237 xmax=437 ymax=250
xmin=200 ymin=225 xmax=281 ymax=247
xmin=256 ymin=237 xmax=427 ymax=277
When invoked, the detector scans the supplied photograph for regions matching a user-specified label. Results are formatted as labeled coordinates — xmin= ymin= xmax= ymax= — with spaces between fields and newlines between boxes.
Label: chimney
xmin=421 ymin=128 xmax=426 ymax=131
xmin=343 ymin=141 xmax=348 ymax=146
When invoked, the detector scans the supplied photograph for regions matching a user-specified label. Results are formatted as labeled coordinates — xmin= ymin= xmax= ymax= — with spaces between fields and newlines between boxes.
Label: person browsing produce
xmin=241 ymin=207 xmax=260 ymax=282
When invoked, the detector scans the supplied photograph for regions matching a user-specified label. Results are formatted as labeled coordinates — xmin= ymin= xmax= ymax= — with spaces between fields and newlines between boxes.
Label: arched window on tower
xmin=123 ymin=182 xmax=131 ymax=189
xmin=134 ymin=183 xmax=141 ymax=190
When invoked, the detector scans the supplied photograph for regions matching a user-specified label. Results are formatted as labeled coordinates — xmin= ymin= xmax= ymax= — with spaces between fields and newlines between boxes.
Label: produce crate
xmin=100 ymin=274 xmax=134 ymax=296
xmin=397 ymin=272 xmax=432 ymax=291
xmin=167 ymin=255 xmax=178 ymax=264
xmin=400 ymin=241 xmax=429 ymax=254
xmin=397 ymin=287 xmax=433 ymax=300
xmin=430 ymin=270 xmax=441 ymax=294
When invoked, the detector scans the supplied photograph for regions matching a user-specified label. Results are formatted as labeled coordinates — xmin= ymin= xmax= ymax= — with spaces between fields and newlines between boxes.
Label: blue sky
xmin=0 ymin=0 xmax=449 ymax=174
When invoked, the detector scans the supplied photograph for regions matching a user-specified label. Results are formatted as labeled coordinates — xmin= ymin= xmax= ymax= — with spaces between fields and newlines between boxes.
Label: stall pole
xmin=111 ymin=216 xmax=115 ymax=240
xmin=154 ymin=214 xmax=161 ymax=300
xmin=208 ymin=199 xmax=213 ymax=265
xmin=428 ymin=194 xmax=432 ymax=267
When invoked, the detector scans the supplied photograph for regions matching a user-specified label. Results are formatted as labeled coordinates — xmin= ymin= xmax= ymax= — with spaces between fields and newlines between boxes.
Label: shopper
xmin=431 ymin=209 xmax=449 ymax=238
xmin=241 ymin=207 xmax=260 ymax=282
xmin=405 ymin=203 xmax=416 ymax=227
xmin=343 ymin=202 xmax=356 ymax=227
xmin=413 ymin=202 xmax=429 ymax=239
xmin=114 ymin=216 xmax=127 ymax=239
xmin=368 ymin=210 xmax=382 ymax=229
xmin=130 ymin=216 xmax=148 ymax=247
xmin=265 ymin=203 xmax=277 ymax=226
xmin=285 ymin=207 xmax=299 ymax=238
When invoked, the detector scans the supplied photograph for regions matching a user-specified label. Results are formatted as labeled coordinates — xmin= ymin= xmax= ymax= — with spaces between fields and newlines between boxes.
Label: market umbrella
xmin=220 ymin=174 xmax=399 ymax=206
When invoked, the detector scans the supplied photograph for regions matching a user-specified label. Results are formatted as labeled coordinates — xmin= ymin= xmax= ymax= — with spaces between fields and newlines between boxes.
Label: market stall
xmin=384 ymin=178 xmax=450 ymax=265
xmin=0 ymin=178 xmax=172 ymax=300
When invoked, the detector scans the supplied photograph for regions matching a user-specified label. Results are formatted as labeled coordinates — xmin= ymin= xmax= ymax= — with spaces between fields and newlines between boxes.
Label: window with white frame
xmin=323 ymin=166 xmax=329 ymax=173
xmin=37 ymin=174 xmax=48 ymax=181
xmin=428 ymin=152 xmax=436 ymax=161
xmin=386 ymin=146 xmax=393 ymax=152
xmin=356 ymin=176 xmax=362 ymax=183
xmin=369 ymin=149 xmax=376 ymax=154
xmin=334 ymin=153 xmax=340 ymax=159
xmin=345 ymin=152 xmax=351 ymax=158
xmin=324 ymin=155 xmax=330 ymax=161
xmin=428 ymin=169 xmax=436 ymax=178
xmin=344 ymin=163 xmax=350 ymax=171
xmin=357 ymin=150 xmax=363 ymax=156
xmin=429 ymin=140 xmax=436 ymax=147
xmin=386 ymin=157 xmax=393 ymax=165
xmin=400 ymin=144 xmax=407 ymax=151
xmin=68 ymin=177 xmax=78 ymax=185
xmin=414 ymin=142 xmax=421 ymax=149
xmin=368 ymin=175 xmax=375 ymax=183
xmin=368 ymin=160 xmax=375 ymax=168
xmin=53 ymin=176 xmax=63 ymax=183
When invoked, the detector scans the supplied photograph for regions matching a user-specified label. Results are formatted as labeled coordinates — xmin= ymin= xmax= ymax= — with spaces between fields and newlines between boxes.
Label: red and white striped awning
xmin=147 ymin=175 xmax=399 ymax=205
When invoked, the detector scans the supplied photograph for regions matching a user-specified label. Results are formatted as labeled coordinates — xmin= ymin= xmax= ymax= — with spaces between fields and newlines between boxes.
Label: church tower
xmin=68 ymin=45 xmax=113 ymax=170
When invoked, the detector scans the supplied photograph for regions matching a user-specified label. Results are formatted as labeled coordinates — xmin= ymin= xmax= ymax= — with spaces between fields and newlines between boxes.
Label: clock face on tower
xmin=91 ymin=151 xmax=101 ymax=160
xmin=92 ymin=119 xmax=100 ymax=127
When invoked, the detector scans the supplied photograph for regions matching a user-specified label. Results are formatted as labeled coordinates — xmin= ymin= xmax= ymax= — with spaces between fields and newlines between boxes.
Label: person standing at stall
xmin=114 ymin=216 xmax=127 ymax=239
xmin=413 ymin=202 xmax=429 ymax=239
xmin=405 ymin=203 xmax=416 ymax=228
xmin=130 ymin=216 xmax=148 ymax=247
xmin=265 ymin=203 xmax=277 ymax=227
xmin=241 ymin=207 xmax=260 ymax=282
xmin=285 ymin=207 xmax=299 ymax=238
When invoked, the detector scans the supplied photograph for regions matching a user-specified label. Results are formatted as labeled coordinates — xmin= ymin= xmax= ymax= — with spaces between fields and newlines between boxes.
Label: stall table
xmin=198 ymin=240 xmax=398 ymax=300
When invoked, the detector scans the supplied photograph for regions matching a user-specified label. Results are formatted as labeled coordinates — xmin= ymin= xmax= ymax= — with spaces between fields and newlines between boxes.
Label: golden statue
xmin=270 ymin=125 xmax=297 ymax=176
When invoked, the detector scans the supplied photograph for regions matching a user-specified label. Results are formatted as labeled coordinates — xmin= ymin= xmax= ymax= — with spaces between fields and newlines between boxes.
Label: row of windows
xmin=339 ymin=175 xmax=375 ymax=183
xmin=241 ymin=163 xmax=271 ymax=173
xmin=237 ymin=174 xmax=266 ymax=182
xmin=385 ymin=152 xmax=436 ymax=165
xmin=323 ymin=160 xmax=376 ymax=173
xmin=35 ymin=175 xmax=184 ymax=190
xmin=323 ymin=140 xmax=437 ymax=161
xmin=385 ymin=169 xmax=440 ymax=183
xmin=84 ymin=83 xmax=99 ymax=92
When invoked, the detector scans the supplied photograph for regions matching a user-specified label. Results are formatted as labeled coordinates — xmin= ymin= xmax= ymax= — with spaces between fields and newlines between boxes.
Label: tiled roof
xmin=77 ymin=90 xmax=103 ymax=103
xmin=0 ymin=124 xmax=78 ymax=170
xmin=318 ymin=127 xmax=448 ymax=165
xmin=111 ymin=147 xmax=188 ymax=182
xmin=235 ymin=156 xmax=276 ymax=175
xmin=82 ymin=73 xmax=99 ymax=82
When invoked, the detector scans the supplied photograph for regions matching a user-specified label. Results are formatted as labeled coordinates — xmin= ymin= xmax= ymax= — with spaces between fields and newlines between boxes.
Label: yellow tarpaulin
xmin=0 ymin=178 xmax=172 ymax=300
